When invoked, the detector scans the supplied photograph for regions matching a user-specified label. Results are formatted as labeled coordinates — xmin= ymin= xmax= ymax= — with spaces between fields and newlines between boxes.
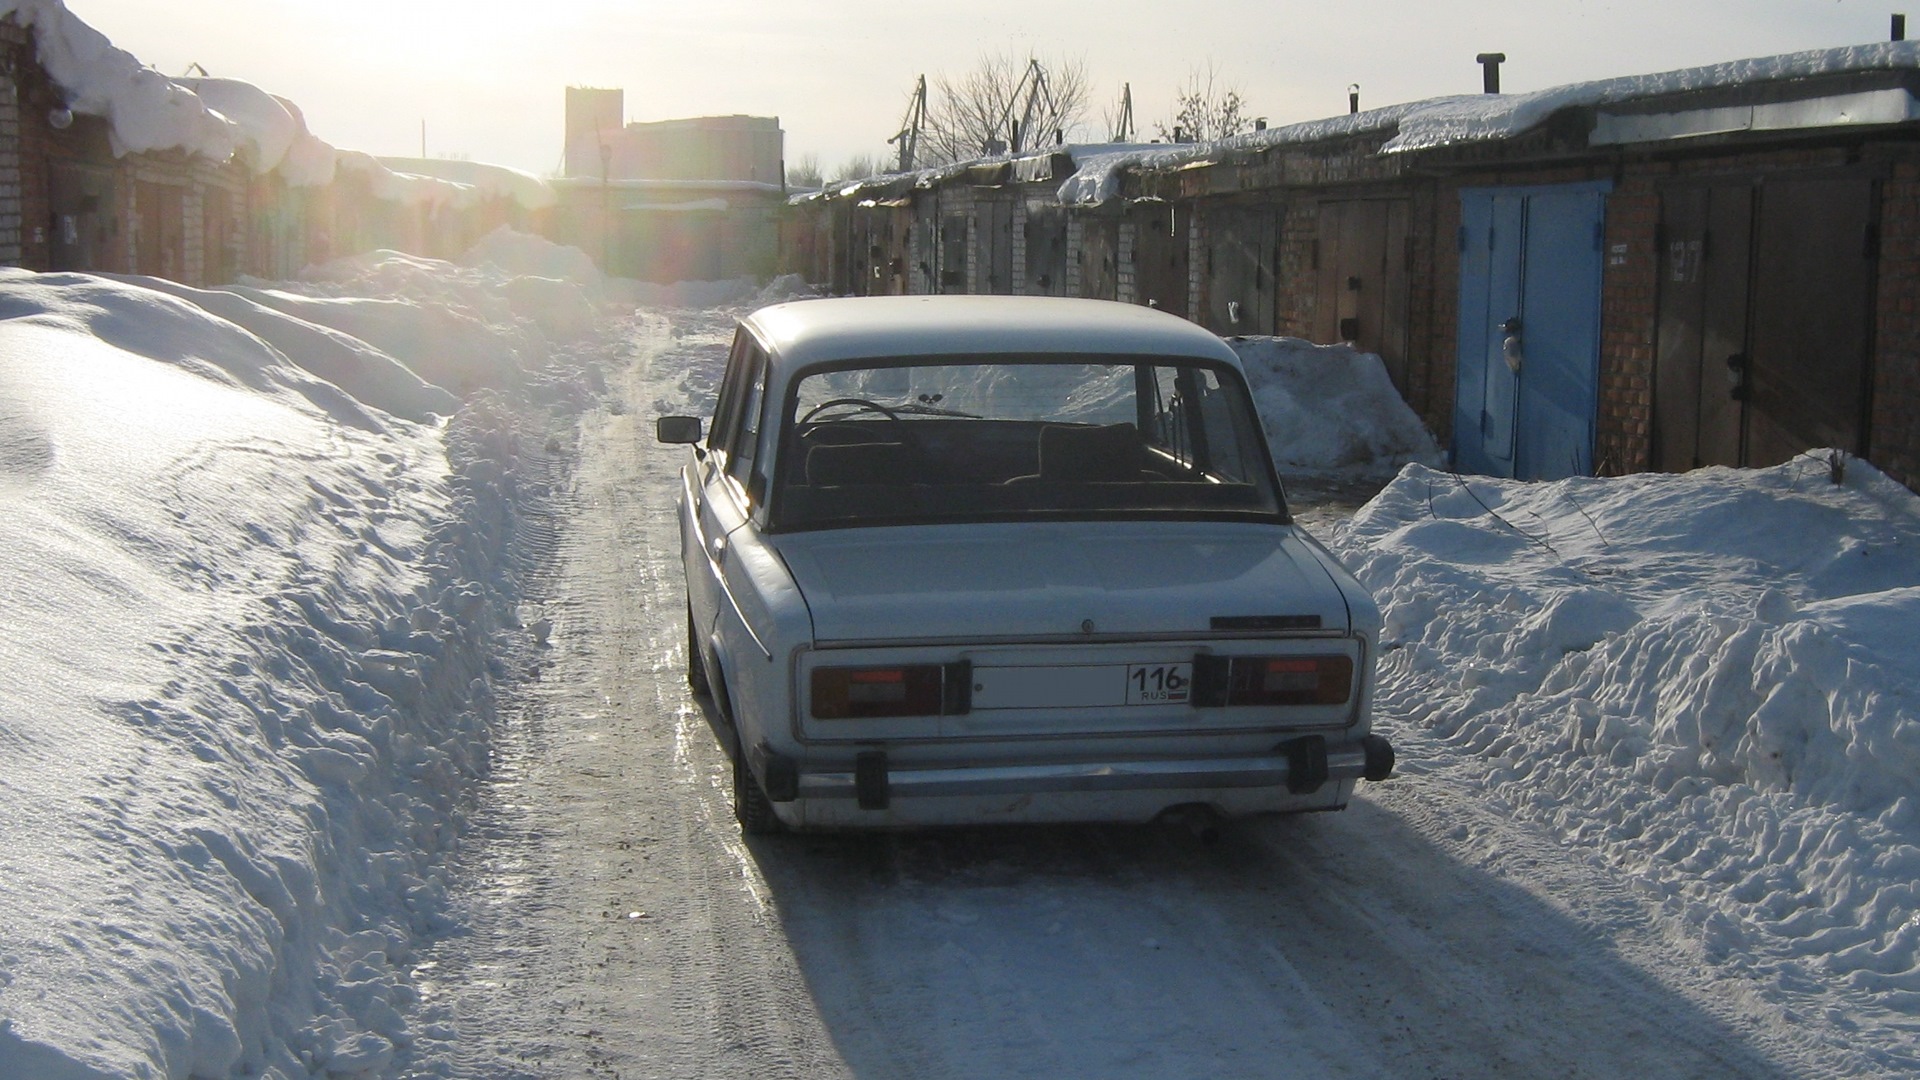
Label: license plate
xmin=968 ymin=662 xmax=1196 ymax=709
xmin=1124 ymin=663 xmax=1192 ymax=705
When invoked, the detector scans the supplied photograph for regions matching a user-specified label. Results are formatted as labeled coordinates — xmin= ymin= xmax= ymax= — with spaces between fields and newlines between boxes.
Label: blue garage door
xmin=1454 ymin=182 xmax=1609 ymax=480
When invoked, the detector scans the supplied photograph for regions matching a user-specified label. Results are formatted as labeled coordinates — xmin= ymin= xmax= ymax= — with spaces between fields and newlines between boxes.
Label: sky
xmin=63 ymin=0 xmax=1908 ymax=177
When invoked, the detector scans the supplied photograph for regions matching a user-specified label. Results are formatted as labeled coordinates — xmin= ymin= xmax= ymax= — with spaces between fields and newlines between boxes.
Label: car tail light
xmin=1192 ymin=654 xmax=1353 ymax=707
xmin=811 ymin=661 xmax=971 ymax=719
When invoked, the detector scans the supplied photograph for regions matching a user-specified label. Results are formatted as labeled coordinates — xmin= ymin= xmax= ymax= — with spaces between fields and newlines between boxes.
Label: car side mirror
xmin=656 ymin=416 xmax=703 ymax=444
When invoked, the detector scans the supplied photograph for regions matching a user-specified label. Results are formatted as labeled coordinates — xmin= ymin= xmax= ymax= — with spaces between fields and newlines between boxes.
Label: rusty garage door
xmin=1203 ymin=203 xmax=1278 ymax=335
xmin=976 ymin=195 xmax=1015 ymax=294
xmin=1024 ymin=204 xmax=1070 ymax=296
xmin=135 ymin=180 xmax=185 ymax=280
xmin=1314 ymin=198 xmax=1413 ymax=395
xmin=1128 ymin=200 xmax=1189 ymax=318
xmin=1653 ymin=172 xmax=1878 ymax=470
xmin=1078 ymin=216 xmax=1118 ymax=300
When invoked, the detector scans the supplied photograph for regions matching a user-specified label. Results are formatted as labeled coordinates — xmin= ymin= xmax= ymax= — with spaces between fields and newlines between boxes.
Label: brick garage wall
xmin=4 ymin=17 xmax=58 ymax=269
xmin=1871 ymin=156 xmax=1920 ymax=490
xmin=0 ymin=74 xmax=21 ymax=264
xmin=1010 ymin=197 xmax=1027 ymax=294
xmin=1273 ymin=197 xmax=1316 ymax=340
xmin=1403 ymin=184 xmax=1448 ymax=435
xmin=1063 ymin=215 xmax=1083 ymax=296
xmin=1596 ymin=172 xmax=1660 ymax=476
xmin=1423 ymin=184 xmax=1463 ymax=449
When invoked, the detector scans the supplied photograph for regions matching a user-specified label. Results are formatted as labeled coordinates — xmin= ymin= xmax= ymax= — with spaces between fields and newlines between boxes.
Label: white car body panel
xmin=775 ymin=521 xmax=1359 ymax=643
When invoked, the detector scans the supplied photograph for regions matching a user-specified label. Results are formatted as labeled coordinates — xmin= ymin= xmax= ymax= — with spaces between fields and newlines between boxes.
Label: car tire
xmin=733 ymin=746 xmax=783 ymax=835
xmin=686 ymin=604 xmax=710 ymax=696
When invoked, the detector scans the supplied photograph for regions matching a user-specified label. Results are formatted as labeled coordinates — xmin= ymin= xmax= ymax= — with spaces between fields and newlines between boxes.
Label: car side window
xmin=727 ymin=358 xmax=768 ymax=491
xmin=1192 ymin=369 xmax=1259 ymax=483
xmin=1143 ymin=364 xmax=1199 ymax=471
xmin=1143 ymin=363 xmax=1259 ymax=480
xmin=707 ymin=330 xmax=754 ymax=456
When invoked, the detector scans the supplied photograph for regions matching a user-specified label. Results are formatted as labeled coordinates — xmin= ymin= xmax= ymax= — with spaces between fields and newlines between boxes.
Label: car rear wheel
xmin=686 ymin=604 xmax=710 ymax=696
xmin=733 ymin=747 xmax=783 ymax=835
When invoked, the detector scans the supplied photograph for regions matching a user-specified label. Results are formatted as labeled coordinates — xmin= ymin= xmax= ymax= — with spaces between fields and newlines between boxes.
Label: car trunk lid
xmin=776 ymin=520 xmax=1351 ymax=644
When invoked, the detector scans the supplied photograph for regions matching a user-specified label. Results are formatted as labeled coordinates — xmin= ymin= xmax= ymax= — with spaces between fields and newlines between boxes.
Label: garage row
xmin=787 ymin=42 xmax=1920 ymax=494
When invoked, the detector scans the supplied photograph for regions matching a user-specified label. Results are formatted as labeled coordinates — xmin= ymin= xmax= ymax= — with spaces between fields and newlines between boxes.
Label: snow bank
xmin=617 ymin=273 xmax=817 ymax=311
xmin=1228 ymin=336 xmax=1440 ymax=476
xmin=296 ymin=238 xmax=617 ymax=350
xmin=0 ymin=271 xmax=535 ymax=1077
xmin=228 ymin=285 xmax=524 ymax=398
xmin=462 ymin=226 xmax=603 ymax=286
xmin=103 ymin=273 xmax=458 ymax=423
xmin=1337 ymin=456 xmax=1920 ymax=1069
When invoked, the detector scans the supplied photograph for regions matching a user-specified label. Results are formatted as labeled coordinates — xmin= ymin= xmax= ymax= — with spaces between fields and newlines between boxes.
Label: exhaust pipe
xmin=1159 ymin=803 xmax=1225 ymax=843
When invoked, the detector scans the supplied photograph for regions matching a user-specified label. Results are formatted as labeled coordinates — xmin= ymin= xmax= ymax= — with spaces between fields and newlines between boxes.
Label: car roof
xmin=741 ymin=295 xmax=1243 ymax=372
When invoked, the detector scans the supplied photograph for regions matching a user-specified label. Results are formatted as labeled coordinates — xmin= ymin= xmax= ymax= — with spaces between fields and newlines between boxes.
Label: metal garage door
xmin=1454 ymin=182 xmax=1609 ymax=480
xmin=1653 ymin=172 xmax=1877 ymax=470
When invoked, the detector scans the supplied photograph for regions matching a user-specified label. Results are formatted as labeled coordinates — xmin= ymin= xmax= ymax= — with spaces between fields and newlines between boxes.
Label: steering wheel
xmin=800 ymin=397 xmax=902 ymax=424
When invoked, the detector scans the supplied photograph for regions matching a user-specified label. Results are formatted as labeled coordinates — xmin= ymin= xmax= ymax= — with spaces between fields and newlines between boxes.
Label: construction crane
xmin=993 ymin=58 xmax=1067 ymax=155
xmin=1111 ymin=83 xmax=1135 ymax=143
xmin=888 ymin=75 xmax=928 ymax=172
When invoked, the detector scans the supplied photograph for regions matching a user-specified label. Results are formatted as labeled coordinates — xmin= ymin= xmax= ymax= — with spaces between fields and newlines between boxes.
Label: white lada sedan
xmin=657 ymin=295 xmax=1393 ymax=833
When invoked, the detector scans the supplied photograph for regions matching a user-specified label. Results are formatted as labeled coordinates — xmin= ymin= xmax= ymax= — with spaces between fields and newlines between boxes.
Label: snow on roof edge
xmin=1380 ymin=39 xmax=1920 ymax=154
xmin=1047 ymin=40 xmax=1920 ymax=206
xmin=0 ymin=0 xmax=538 ymax=204
xmin=1 ymin=0 xmax=237 ymax=161
xmin=378 ymin=157 xmax=558 ymax=212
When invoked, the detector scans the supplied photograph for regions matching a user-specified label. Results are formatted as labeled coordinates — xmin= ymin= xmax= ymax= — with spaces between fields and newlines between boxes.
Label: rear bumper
xmin=755 ymin=733 xmax=1393 ymax=810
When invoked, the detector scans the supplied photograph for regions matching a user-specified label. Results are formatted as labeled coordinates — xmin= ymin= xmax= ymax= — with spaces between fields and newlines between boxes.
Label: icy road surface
xmin=400 ymin=311 xmax=1799 ymax=1080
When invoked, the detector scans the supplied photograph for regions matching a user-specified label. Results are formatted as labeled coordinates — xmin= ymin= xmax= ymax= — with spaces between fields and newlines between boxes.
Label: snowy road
xmin=401 ymin=311 xmax=1800 ymax=1079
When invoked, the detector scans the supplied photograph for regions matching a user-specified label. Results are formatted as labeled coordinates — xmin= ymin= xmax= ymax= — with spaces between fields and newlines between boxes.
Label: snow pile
xmin=463 ymin=226 xmax=604 ymax=286
xmin=0 ymin=270 xmax=539 ymax=1077
xmin=226 ymin=284 xmax=525 ymax=397
xmin=205 ymin=237 xmax=622 ymax=395
xmin=1228 ymin=336 xmax=1440 ymax=476
xmin=620 ymin=273 xmax=817 ymax=311
xmin=1337 ymin=456 xmax=1920 ymax=1071
xmin=103 ymin=273 xmax=458 ymax=423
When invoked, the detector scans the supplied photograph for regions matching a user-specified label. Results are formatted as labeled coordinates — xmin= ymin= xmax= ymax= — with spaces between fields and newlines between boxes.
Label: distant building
xmin=562 ymin=89 xmax=783 ymax=185
xmin=563 ymin=87 xmax=624 ymax=178
xmin=557 ymin=88 xmax=787 ymax=280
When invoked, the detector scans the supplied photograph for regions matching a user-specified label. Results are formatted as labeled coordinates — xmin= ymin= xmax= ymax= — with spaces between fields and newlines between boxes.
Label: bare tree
xmin=830 ymin=153 xmax=879 ymax=183
xmin=920 ymin=51 xmax=1093 ymax=166
xmin=786 ymin=152 xmax=823 ymax=189
xmin=1154 ymin=63 xmax=1250 ymax=143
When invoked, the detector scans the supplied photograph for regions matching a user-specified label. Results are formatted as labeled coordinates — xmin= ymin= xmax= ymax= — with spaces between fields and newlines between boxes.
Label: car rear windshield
xmin=769 ymin=355 xmax=1287 ymax=530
